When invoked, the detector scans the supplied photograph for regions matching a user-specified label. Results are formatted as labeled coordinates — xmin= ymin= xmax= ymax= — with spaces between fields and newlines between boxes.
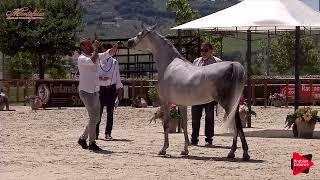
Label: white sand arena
xmin=1 ymin=106 xmax=320 ymax=179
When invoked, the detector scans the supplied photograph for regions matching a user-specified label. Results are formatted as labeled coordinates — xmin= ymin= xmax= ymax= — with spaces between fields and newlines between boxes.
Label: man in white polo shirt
xmin=77 ymin=39 xmax=118 ymax=151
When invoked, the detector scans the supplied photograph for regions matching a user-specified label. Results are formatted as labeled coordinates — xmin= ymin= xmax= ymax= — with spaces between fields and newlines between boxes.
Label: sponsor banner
xmin=35 ymin=80 xmax=84 ymax=107
xmin=280 ymin=84 xmax=320 ymax=102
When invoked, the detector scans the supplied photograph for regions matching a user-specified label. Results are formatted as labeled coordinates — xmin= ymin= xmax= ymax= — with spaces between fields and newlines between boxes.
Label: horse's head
xmin=127 ymin=24 xmax=157 ymax=50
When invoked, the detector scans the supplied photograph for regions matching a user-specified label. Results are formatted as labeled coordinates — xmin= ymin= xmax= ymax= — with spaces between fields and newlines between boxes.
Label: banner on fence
xmin=280 ymin=84 xmax=320 ymax=102
xmin=35 ymin=80 xmax=84 ymax=107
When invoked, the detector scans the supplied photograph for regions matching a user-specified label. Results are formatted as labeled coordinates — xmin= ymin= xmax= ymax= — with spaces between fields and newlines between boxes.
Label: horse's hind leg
xmin=238 ymin=127 xmax=250 ymax=161
xmin=159 ymin=102 xmax=170 ymax=155
xmin=227 ymin=127 xmax=238 ymax=159
xmin=179 ymin=106 xmax=189 ymax=155
xmin=223 ymin=105 xmax=250 ymax=161
xmin=235 ymin=108 xmax=250 ymax=161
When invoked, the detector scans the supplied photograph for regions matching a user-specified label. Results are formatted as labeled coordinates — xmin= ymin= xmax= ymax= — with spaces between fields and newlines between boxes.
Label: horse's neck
xmin=150 ymin=33 xmax=186 ymax=77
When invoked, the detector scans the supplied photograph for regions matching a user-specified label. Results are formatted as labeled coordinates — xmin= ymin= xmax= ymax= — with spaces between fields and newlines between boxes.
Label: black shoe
xmin=78 ymin=138 xmax=88 ymax=149
xmin=191 ymin=140 xmax=198 ymax=146
xmin=205 ymin=141 xmax=213 ymax=146
xmin=105 ymin=134 xmax=113 ymax=140
xmin=88 ymin=142 xmax=102 ymax=151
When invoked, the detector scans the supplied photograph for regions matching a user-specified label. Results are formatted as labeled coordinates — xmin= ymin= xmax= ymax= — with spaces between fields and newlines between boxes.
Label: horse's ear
xmin=149 ymin=24 xmax=157 ymax=31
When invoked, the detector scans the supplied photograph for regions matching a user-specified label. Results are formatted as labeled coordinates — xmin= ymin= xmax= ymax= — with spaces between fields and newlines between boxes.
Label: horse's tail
xmin=224 ymin=62 xmax=246 ymax=132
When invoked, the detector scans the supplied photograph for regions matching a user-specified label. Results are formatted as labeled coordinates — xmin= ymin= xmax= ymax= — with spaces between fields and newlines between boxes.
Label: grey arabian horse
xmin=128 ymin=26 xmax=250 ymax=161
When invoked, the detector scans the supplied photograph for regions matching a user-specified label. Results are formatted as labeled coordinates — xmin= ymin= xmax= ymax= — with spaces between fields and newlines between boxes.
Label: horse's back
xmin=158 ymin=59 xmax=241 ymax=105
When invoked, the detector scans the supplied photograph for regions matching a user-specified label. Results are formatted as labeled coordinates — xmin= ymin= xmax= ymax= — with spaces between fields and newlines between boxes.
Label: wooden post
xmin=286 ymin=80 xmax=289 ymax=107
xmin=294 ymin=26 xmax=301 ymax=111
xmin=310 ymin=80 xmax=314 ymax=105
xmin=252 ymin=79 xmax=256 ymax=105
xmin=132 ymin=81 xmax=136 ymax=100
xmin=246 ymin=30 xmax=252 ymax=128
xmin=6 ymin=82 xmax=10 ymax=100
xmin=264 ymin=80 xmax=268 ymax=107
xmin=16 ymin=80 xmax=19 ymax=102
xmin=177 ymin=29 xmax=182 ymax=53
xmin=140 ymin=80 xmax=144 ymax=98
xmin=24 ymin=80 xmax=28 ymax=98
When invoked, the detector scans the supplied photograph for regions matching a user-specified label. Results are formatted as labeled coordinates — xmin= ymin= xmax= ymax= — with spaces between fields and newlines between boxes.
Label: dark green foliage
xmin=166 ymin=0 xmax=199 ymax=25
xmin=0 ymin=0 xmax=84 ymax=79
xmin=6 ymin=52 xmax=35 ymax=79
xmin=47 ymin=66 xmax=68 ymax=79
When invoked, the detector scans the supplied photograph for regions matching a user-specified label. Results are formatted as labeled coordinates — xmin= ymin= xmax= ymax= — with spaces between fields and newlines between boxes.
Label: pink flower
xmin=170 ymin=104 xmax=177 ymax=110
xmin=239 ymin=96 xmax=246 ymax=105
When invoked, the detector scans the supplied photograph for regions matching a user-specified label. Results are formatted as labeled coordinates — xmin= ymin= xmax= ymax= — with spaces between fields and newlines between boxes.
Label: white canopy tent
xmin=172 ymin=0 xmax=320 ymax=31
xmin=172 ymin=0 xmax=320 ymax=127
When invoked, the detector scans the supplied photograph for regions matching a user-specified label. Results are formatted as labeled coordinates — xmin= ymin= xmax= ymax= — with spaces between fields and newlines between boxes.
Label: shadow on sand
xmin=215 ymin=129 xmax=320 ymax=139
xmin=99 ymin=138 xmax=133 ymax=142
xmin=91 ymin=149 xmax=113 ymax=154
xmin=159 ymin=155 xmax=265 ymax=163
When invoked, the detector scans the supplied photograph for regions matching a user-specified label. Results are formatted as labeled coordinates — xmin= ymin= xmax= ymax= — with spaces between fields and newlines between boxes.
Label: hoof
xmin=158 ymin=150 xmax=166 ymax=155
xmin=243 ymin=154 xmax=250 ymax=161
xmin=180 ymin=150 xmax=189 ymax=156
xmin=227 ymin=153 xmax=235 ymax=159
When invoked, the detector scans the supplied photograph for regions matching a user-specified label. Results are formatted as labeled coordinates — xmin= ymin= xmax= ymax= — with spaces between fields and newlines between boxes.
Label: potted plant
xmin=132 ymin=95 xmax=148 ymax=108
xmin=147 ymin=83 xmax=160 ymax=107
xmin=285 ymin=107 xmax=320 ymax=138
xmin=150 ymin=104 xmax=182 ymax=133
xmin=239 ymin=96 xmax=256 ymax=127
xmin=269 ymin=93 xmax=286 ymax=107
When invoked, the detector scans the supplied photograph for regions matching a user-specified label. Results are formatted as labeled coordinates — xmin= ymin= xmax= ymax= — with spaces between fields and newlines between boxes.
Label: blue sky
xmin=302 ymin=0 xmax=319 ymax=10
xmin=238 ymin=0 xmax=319 ymax=11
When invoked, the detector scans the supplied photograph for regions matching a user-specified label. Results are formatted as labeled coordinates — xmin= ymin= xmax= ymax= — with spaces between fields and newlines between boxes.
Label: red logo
xmin=291 ymin=152 xmax=314 ymax=175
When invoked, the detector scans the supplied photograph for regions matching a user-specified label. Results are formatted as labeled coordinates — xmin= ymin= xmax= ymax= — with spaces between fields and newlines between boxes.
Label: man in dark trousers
xmin=96 ymin=43 xmax=123 ymax=140
xmin=191 ymin=42 xmax=221 ymax=146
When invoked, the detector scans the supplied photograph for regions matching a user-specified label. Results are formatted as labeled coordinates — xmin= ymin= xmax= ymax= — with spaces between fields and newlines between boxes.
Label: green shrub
xmin=47 ymin=66 xmax=68 ymax=79
xmin=147 ymin=83 xmax=160 ymax=107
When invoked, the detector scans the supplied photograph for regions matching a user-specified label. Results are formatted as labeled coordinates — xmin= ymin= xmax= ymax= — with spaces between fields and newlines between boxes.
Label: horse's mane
xmin=154 ymin=31 xmax=187 ymax=61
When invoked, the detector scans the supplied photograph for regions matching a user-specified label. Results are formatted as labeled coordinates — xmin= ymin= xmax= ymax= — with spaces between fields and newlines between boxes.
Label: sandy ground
xmin=1 ymin=105 xmax=320 ymax=180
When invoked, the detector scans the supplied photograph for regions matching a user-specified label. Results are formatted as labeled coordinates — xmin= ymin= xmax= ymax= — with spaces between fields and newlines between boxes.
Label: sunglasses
xmin=200 ymin=48 xmax=209 ymax=52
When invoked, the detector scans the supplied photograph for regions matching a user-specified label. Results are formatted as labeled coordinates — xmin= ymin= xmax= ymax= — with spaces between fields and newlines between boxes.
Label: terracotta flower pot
xmin=168 ymin=118 xmax=179 ymax=133
xmin=295 ymin=120 xmax=316 ymax=138
xmin=271 ymin=99 xmax=283 ymax=107
xmin=239 ymin=109 xmax=248 ymax=128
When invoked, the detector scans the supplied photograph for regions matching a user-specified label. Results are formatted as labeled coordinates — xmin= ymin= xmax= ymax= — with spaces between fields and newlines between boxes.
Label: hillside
xmin=80 ymin=0 xmax=240 ymax=39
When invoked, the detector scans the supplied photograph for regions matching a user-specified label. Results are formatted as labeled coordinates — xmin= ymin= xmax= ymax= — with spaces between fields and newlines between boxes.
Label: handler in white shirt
xmin=77 ymin=39 xmax=118 ymax=151
xmin=96 ymin=43 xmax=123 ymax=140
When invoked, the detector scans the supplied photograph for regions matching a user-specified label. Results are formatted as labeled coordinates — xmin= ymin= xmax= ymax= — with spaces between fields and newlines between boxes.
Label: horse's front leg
xmin=159 ymin=102 xmax=170 ymax=155
xmin=179 ymin=105 xmax=189 ymax=155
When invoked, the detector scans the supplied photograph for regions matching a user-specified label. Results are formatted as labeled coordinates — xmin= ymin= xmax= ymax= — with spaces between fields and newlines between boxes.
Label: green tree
xmin=167 ymin=0 xmax=223 ymax=61
xmin=166 ymin=0 xmax=199 ymax=25
xmin=6 ymin=52 xmax=36 ymax=79
xmin=0 ymin=0 xmax=84 ymax=79
xmin=257 ymin=32 xmax=320 ymax=75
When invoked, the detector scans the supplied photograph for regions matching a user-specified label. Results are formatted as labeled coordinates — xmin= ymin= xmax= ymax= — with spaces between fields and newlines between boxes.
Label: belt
xmin=101 ymin=84 xmax=116 ymax=88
